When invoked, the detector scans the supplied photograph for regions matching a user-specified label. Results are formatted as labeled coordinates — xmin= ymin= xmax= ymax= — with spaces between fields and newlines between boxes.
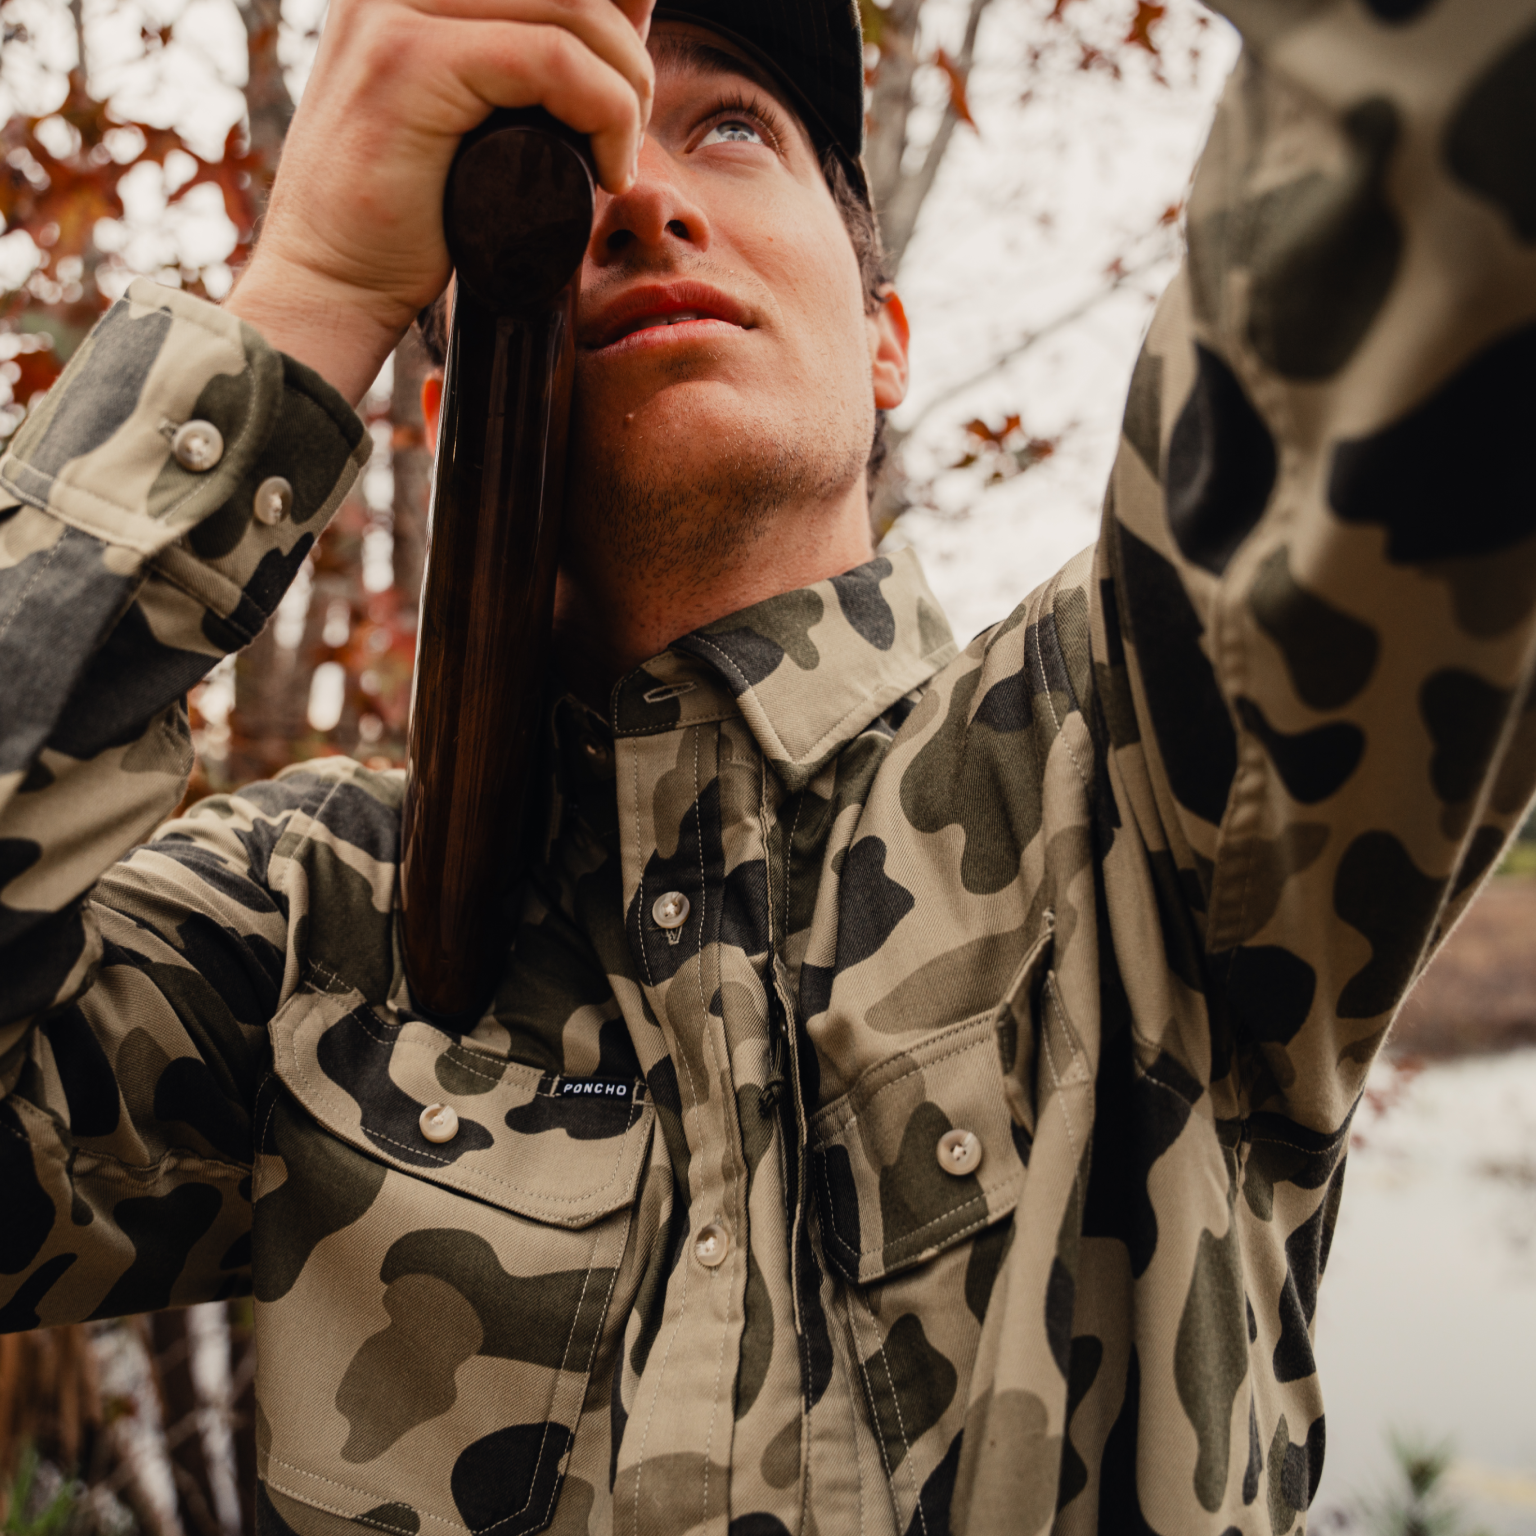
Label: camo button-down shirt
xmin=5 ymin=4 xmax=1536 ymax=1534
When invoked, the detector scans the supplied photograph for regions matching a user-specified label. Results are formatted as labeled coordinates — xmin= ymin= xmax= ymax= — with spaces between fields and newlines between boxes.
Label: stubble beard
xmin=563 ymin=393 xmax=869 ymax=604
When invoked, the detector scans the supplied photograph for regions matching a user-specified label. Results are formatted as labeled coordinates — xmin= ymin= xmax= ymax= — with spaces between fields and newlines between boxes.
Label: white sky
xmin=885 ymin=0 xmax=1239 ymax=641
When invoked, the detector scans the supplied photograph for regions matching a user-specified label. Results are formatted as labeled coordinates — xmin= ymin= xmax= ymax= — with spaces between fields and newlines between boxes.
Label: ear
xmin=421 ymin=373 xmax=444 ymax=454
xmin=869 ymin=287 xmax=910 ymax=412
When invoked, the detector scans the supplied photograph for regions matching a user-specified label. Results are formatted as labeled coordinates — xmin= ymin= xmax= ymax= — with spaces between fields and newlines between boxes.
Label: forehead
xmin=648 ymin=22 xmax=811 ymax=132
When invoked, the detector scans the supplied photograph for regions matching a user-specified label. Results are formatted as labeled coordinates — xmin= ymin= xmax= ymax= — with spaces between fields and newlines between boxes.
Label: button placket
xmin=652 ymin=890 xmax=690 ymax=946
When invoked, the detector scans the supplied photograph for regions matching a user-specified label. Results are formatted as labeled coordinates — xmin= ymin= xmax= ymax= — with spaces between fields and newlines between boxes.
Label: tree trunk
xmin=391 ymin=328 xmax=435 ymax=627
xmin=237 ymin=0 xmax=293 ymax=204
xmin=149 ymin=1314 xmax=222 ymax=1536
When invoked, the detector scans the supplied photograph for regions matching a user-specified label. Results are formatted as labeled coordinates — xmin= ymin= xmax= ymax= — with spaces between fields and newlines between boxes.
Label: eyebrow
xmin=650 ymin=34 xmax=804 ymax=125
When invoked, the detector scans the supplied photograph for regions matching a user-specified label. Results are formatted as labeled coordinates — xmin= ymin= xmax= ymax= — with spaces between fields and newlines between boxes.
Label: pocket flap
xmin=807 ymin=1013 xmax=1027 ymax=1286
xmin=269 ymin=973 xmax=653 ymax=1229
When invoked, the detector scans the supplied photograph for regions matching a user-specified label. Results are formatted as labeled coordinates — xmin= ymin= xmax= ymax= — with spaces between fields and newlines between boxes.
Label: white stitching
xmin=1033 ymin=603 xmax=1091 ymax=796
xmin=631 ymin=1185 xmax=694 ymax=1534
xmin=691 ymin=724 xmax=734 ymax=1528
xmin=516 ymin=1225 xmax=605 ymax=1534
xmin=1040 ymin=974 xmax=1084 ymax=1211
xmin=276 ymin=992 xmax=649 ymax=1209
xmin=846 ymin=1287 xmax=927 ymax=1535
xmin=632 ymin=740 xmax=656 ymax=990
xmin=833 ymin=1285 xmax=869 ymax=1536
xmin=0 ymin=527 xmax=66 ymax=646
xmin=807 ymin=1021 xmax=996 ymax=1139
xmin=682 ymin=631 xmax=942 ymax=772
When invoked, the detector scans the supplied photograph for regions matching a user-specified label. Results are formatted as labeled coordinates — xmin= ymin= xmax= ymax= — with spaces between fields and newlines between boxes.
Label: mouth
xmin=583 ymin=283 xmax=753 ymax=353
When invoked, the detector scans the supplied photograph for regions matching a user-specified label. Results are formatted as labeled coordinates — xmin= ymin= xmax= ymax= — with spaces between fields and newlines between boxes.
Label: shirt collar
xmin=609 ymin=547 xmax=957 ymax=791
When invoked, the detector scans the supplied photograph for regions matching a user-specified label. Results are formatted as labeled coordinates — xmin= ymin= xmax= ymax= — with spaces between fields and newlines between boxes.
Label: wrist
xmin=224 ymin=255 xmax=420 ymax=406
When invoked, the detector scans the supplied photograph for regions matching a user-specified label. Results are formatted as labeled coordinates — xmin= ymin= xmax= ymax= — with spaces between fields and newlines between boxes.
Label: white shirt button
xmin=253 ymin=475 xmax=293 ymax=526
xmin=936 ymin=1128 xmax=982 ymax=1176
xmin=694 ymin=1222 xmax=730 ymax=1268
xmin=419 ymin=1103 xmax=459 ymax=1144
xmin=172 ymin=419 xmax=224 ymax=472
xmin=652 ymin=891 xmax=690 ymax=930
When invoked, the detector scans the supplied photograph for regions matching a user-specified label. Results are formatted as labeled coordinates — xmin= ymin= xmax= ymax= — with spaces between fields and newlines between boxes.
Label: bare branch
xmin=865 ymin=0 xmax=927 ymax=218
xmin=881 ymin=0 xmax=997 ymax=271
xmin=898 ymin=247 xmax=1169 ymax=437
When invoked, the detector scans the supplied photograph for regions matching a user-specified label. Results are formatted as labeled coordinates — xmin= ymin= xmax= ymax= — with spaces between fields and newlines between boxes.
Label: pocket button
xmin=419 ymin=1103 xmax=460 ymax=1144
xmin=937 ymin=1128 xmax=982 ymax=1176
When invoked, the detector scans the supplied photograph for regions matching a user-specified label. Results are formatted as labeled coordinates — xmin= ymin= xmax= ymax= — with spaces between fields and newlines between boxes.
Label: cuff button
xmin=172 ymin=419 xmax=224 ymax=472
xmin=253 ymin=476 xmax=294 ymax=526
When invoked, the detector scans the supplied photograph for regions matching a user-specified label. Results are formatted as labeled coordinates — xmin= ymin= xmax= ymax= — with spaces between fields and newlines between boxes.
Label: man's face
xmin=563 ymin=21 xmax=903 ymax=586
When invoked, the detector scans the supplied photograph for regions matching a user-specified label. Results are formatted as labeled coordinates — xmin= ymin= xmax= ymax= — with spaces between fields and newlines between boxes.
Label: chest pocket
xmin=806 ymin=926 xmax=1082 ymax=1536
xmin=807 ymin=1011 xmax=1030 ymax=1289
xmin=256 ymin=970 xmax=656 ymax=1536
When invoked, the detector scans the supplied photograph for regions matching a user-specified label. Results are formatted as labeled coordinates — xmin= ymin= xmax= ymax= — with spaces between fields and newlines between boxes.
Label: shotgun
xmin=399 ymin=110 xmax=596 ymax=1021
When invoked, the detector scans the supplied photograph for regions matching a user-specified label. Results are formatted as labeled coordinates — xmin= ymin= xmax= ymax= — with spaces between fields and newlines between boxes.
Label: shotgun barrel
xmin=399 ymin=110 xmax=596 ymax=1021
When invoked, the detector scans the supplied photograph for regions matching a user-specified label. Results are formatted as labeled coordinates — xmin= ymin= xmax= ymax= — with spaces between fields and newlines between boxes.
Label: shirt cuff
xmin=0 ymin=275 xmax=369 ymax=559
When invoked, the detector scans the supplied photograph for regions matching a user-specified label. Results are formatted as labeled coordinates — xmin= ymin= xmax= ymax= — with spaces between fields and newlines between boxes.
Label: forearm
xmin=0 ymin=278 xmax=369 ymax=1033
xmin=1097 ymin=0 xmax=1536 ymax=1120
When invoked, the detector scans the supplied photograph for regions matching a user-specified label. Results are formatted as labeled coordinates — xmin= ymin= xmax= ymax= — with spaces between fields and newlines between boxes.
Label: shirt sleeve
xmin=1092 ymin=0 xmax=1536 ymax=1130
xmin=0 ymin=278 xmax=370 ymax=1328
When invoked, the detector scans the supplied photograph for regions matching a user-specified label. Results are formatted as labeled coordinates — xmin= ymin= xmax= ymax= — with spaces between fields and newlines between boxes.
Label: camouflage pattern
xmin=5 ymin=3 xmax=1536 ymax=1532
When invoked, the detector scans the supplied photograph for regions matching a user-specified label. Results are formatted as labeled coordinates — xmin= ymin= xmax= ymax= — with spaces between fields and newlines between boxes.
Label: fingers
xmin=450 ymin=18 xmax=648 ymax=190
xmin=611 ymin=0 xmax=656 ymax=42
xmin=403 ymin=0 xmax=655 ymax=172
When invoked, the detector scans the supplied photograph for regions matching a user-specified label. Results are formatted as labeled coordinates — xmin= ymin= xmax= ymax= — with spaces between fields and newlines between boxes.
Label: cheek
xmin=759 ymin=220 xmax=871 ymax=382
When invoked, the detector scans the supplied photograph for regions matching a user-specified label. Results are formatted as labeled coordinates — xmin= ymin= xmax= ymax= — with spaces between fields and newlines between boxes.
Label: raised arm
xmin=0 ymin=284 xmax=370 ymax=1325
xmin=1096 ymin=0 xmax=1536 ymax=1127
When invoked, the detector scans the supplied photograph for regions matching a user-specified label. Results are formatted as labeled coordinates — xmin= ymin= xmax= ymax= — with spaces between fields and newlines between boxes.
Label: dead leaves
xmin=1045 ymin=0 xmax=1166 ymax=64
xmin=933 ymin=49 xmax=978 ymax=131
xmin=951 ymin=414 xmax=1058 ymax=484
xmin=1124 ymin=1 xmax=1167 ymax=55
xmin=2 ymin=35 xmax=276 ymax=440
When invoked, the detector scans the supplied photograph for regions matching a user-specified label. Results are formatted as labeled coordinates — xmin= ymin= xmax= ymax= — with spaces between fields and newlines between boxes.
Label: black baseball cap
xmin=652 ymin=1 xmax=869 ymax=202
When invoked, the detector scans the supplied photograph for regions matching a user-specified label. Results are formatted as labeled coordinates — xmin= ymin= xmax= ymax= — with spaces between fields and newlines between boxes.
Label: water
xmin=1312 ymin=1049 xmax=1536 ymax=1532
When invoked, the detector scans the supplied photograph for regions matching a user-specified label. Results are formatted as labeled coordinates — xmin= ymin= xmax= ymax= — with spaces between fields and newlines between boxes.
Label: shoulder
xmin=903 ymin=542 xmax=1099 ymax=757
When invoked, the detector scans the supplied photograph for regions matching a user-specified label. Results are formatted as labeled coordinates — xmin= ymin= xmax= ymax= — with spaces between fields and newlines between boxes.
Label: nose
xmin=588 ymin=136 xmax=710 ymax=267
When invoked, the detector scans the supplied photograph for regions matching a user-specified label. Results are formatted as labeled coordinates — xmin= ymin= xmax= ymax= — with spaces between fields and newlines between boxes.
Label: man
xmin=1 ymin=0 xmax=1533 ymax=1531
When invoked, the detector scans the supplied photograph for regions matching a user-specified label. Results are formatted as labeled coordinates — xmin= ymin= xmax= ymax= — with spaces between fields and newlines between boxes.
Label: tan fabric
xmin=5 ymin=5 xmax=1536 ymax=1533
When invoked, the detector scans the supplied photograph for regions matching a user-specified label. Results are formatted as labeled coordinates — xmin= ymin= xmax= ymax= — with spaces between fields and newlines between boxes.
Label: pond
xmin=1312 ymin=1049 xmax=1536 ymax=1533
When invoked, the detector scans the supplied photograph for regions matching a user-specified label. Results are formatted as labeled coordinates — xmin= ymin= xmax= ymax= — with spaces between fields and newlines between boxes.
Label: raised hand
xmin=226 ymin=0 xmax=655 ymax=402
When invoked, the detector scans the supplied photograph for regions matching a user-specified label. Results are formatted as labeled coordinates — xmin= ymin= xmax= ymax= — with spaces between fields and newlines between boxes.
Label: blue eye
xmin=700 ymin=120 xmax=765 ymax=147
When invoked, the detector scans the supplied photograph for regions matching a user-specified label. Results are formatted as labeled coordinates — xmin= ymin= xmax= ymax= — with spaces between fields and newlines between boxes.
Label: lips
xmin=582 ymin=282 xmax=753 ymax=351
